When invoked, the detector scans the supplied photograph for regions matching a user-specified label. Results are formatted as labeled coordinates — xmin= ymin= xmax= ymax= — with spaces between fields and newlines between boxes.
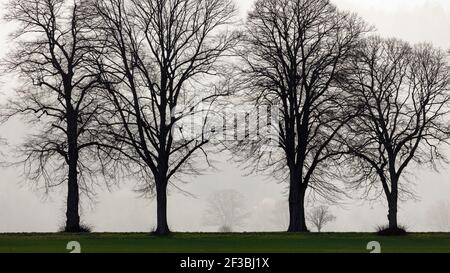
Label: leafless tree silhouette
xmin=339 ymin=37 xmax=450 ymax=233
xmin=93 ymin=0 xmax=239 ymax=235
xmin=307 ymin=205 xmax=335 ymax=232
xmin=1 ymin=0 xmax=116 ymax=232
xmin=202 ymin=189 xmax=250 ymax=232
xmin=234 ymin=0 xmax=367 ymax=232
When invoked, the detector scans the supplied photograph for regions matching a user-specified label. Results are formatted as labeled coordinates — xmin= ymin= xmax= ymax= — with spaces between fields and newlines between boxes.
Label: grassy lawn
xmin=0 ymin=233 xmax=449 ymax=253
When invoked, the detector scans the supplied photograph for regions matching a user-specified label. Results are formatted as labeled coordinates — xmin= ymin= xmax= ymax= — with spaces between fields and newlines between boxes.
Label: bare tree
xmin=234 ymin=0 xmax=367 ymax=232
xmin=93 ymin=0 xmax=239 ymax=235
xmin=307 ymin=205 xmax=335 ymax=232
xmin=339 ymin=37 xmax=450 ymax=233
xmin=0 ymin=0 xmax=115 ymax=232
xmin=202 ymin=189 xmax=250 ymax=232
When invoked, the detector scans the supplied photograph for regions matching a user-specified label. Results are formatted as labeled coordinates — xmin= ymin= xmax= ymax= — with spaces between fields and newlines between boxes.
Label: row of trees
xmin=1 ymin=0 xmax=449 ymax=235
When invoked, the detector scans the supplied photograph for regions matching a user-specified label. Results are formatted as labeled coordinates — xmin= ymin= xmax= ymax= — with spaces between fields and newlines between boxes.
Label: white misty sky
xmin=1 ymin=0 xmax=450 ymax=232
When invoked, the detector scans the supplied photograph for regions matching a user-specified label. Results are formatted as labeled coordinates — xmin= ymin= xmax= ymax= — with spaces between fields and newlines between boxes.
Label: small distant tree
xmin=202 ymin=189 xmax=250 ymax=232
xmin=427 ymin=201 xmax=450 ymax=232
xmin=307 ymin=206 xmax=336 ymax=232
xmin=270 ymin=200 xmax=289 ymax=231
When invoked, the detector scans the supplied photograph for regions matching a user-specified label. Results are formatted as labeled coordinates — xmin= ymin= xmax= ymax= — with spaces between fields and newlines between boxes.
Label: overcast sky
xmin=1 ymin=0 xmax=450 ymax=233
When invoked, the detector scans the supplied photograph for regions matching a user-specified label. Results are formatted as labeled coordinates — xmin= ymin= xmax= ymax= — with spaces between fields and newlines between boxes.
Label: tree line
xmin=1 ymin=0 xmax=449 ymax=235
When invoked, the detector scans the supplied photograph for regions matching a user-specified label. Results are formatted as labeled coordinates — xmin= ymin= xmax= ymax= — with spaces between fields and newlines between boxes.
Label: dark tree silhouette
xmin=307 ymin=205 xmax=335 ymax=232
xmin=202 ymin=189 xmax=250 ymax=232
xmin=339 ymin=37 xmax=450 ymax=233
xmin=93 ymin=0 xmax=239 ymax=235
xmin=234 ymin=0 xmax=367 ymax=232
xmin=0 ymin=0 xmax=113 ymax=232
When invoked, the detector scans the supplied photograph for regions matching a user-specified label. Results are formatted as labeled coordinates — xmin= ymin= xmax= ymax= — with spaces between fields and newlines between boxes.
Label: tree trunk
xmin=65 ymin=159 xmax=80 ymax=232
xmin=288 ymin=170 xmax=308 ymax=232
xmin=155 ymin=177 xmax=170 ymax=235
xmin=387 ymin=175 xmax=399 ymax=230
xmin=388 ymin=195 xmax=398 ymax=230
xmin=65 ymin=111 xmax=81 ymax=232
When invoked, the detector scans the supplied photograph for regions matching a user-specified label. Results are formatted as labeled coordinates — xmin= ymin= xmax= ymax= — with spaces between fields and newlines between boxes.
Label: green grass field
xmin=0 ymin=233 xmax=449 ymax=253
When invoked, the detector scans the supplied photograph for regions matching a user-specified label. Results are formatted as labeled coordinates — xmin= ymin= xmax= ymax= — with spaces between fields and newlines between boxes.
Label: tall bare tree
xmin=0 ymin=0 xmax=113 ymax=232
xmin=93 ymin=0 xmax=239 ymax=235
xmin=339 ymin=37 xmax=450 ymax=233
xmin=307 ymin=205 xmax=335 ymax=232
xmin=202 ymin=189 xmax=250 ymax=232
xmin=235 ymin=0 xmax=367 ymax=232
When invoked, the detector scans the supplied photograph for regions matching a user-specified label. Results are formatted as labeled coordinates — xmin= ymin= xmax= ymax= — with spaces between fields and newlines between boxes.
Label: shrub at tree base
xmin=376 ymin=225 xmax=408 ymax=236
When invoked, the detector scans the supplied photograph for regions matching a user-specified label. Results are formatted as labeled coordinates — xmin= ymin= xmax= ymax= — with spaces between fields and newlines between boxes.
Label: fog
xmin=0 ymin=0 xmax=450 ymax=233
